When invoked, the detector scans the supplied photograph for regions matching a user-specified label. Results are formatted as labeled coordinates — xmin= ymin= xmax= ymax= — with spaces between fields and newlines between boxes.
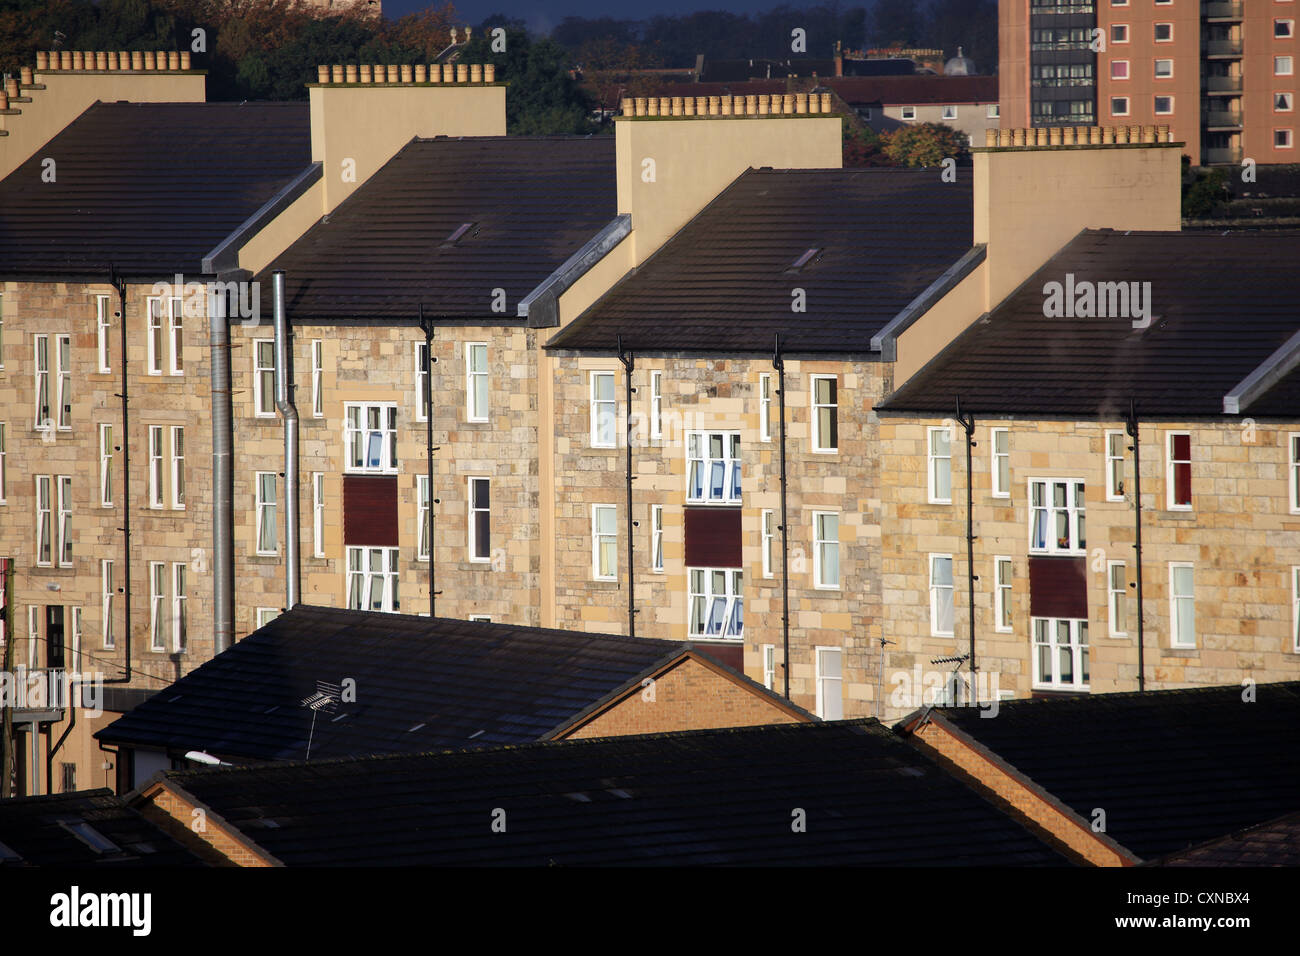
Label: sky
xmin=382 ymin=0 xmax=838 ymax=36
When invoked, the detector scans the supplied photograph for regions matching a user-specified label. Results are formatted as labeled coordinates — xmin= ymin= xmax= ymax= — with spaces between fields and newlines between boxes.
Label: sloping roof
xmin=881 ymin=230 xmax=1300 ymax=418
xmin=548 ymin=167 xmax=974 ymax=353
xmin=261 ymin=135 xmax=616 ymax=321
xmin=926 ymin=682 xmax=1300 ymax=860
xmin=0 ymin=789 xmax=204 ymax=867
xmin=97 ymin=605 xmax=717 ymax=761
xmin=0 ymin=102 xmax=311 ymax=278
xmin=1154 ymin=810 xmax=1300 ymax=866
xmin=147 ymin=720 xmax=1071 ymax=865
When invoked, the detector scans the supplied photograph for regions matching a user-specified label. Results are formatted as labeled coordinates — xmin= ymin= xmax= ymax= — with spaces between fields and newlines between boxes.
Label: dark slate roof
xmin=927 ymin=682 xmax=1300 ymax=860
xmin=824 ymin=75 xmax=997 ymax=105
xmin=96 ymin=605 xmax=694 ymax=762
xmin=548 ymin=167 xmax=974 ymax=353
xmin=153 ymin=720 xmax=1071 ymax=865
xmin=262 ymin=135 xmax=616 ymax=321
xmin=0 ymin=789 xmax=204 ymax=867
xmin=1154 ymin=811 xmax=1300 ymax=866
xmin=881 ymin=229 xmax=1300 ymax=418
xmin=1244 ymin=360 xmax=1300 ymax=417
xmin=0 ymin=102 xmax=311 ymax=278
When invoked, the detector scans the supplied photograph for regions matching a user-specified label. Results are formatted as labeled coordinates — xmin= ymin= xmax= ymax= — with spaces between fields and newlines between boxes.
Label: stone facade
xmin=544 ymin=352 xmax=887 ymax=719
xmin=876 ymin=414 xmax=1300 ymax=720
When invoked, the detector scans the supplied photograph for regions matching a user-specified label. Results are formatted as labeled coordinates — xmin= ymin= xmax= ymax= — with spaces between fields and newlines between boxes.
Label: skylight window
xmin=787 ymin=247 xmax=822 ymax=272
xmin=444 ymin=222 xmax=476 ymax=245
xmin=0 ymin=840 xmax=21 ymax=863
xmin=59 ymin=820 xmax=120 ymax=855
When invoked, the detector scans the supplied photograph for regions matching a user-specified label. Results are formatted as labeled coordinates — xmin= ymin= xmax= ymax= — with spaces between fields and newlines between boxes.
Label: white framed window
xmin=1154 ymin=22 xmax=1172 ymax=43
xmin=96 ymin=295 xmax=112 ymax=373
xmin=813 ymin=511 xmax=839 ymax=590
xmin=1276 ymin=56 xmax=1295 ymax=77
xmin=762 ymin=644 xmax=776 ymax=690
xmin=70 ymin=607 xmax=82 ymax=672
xmin=688 ymin=567 xmax=743 ymax=639
xmin=253 ymin=339 xmax=276 ymax=417
xmin=759 ymin=373 xmax=772 ymax=442
xmin=928 ymin=426 xmax=952 ymax=504
xmin=1154 ymin=58 xmax=1173 ymax=79
xmin=466 ymin=342 xmax=488 ymax=422
xmin=56 ymin=475 xmax=72 ymax=567
xmin=149 ymin=561 xmax=166 ymax=651
xmin=994 ymin=556 xmax=1013 ymax=633
xmin=1032 ymin=618 xmax=1089 ymax=690
xmin=346 ymin=546 xmax=400 ymax=612
xmin=0 ymin=422 xmax=6 ymax=503
xmin=687 ymin=431 xmax=742 ymax=504
xmin=1278 ymin=93 xmax=1295 ymax=113
xmin=170 ymin=426 xmax=185 ymax=510
xmin=146 ymin=298 xmax=164 ymax=375
xmin=1279 ymin=19 xmax=1296 ymax=40
xmin=930 ymin=554 xmax=954 ymax=637
xmin=590 ymin=371 xmax=617 ymax=448
xmin=761 ymin=509 xmax=775 ymax=579
xmin=35 ymin=475 xmax=52 ymax=566
xmin=1154 ymin=96 xmax=1173 ymax=115
xmin=416 ymin=474 xmax=430 ymax=561
xmin=650 ymin=504 xmax=664 ymax=573
xmin=1165 ymin=431 xmax=1191 ymax=510
xmin=900 ymin=105 xmax=916 ymax=120
xmin=468 ymin=615 xmax=492 ymax=623
xmin=1111 ymin=59 xmax=1129 ymax=80
xmin=941 ymin=105 xmax=957 ymax=120
xmin=99 ymin=424 xmax=113 ymax=507
xmin=1169 ymin=562 xmax=1195 ymax=648
xmin=414 ymin=341 xmax=428 ymax=422
xmin=55 ymin=342 xmax=73 ymax=425
xmin=991 ymin=427 xmax=1009 ymax=498
xmin=987 ymin=103 xmax=999 ymax=118
xmin=101 ymin=560 xmax=115 ymax=649
xmin=592 ymin=504 xmax=617 ymax=580
xmin=313 ymin=472 xmax=326 ymax=558
xmin=256 ymin=607 xmax=279 ymax=628
xmin=168 ymin=297 xmax=183 ymax=375
xmin=312 ymin=340 xmax=324 ymax=418
xmin=1029 ymin=479 xmax=1086 ymax=554
xmin=1278 ymin=129 xmax=1295 ymax=149
xmin=148 ymin=426 xmax=164 ymax=508
xmin=1292 ymin=567 xmax=1300 ymax=654
xmin=344 ymin=403 xmax=398 ymax=473
xmin=811 ymin=375 xmax=838 ymax=453
xmin=256 ymin=472 xmax=278 ymax=555
xmin=1290 ymin=434 xmax=1300 ymax=513
xmin=1111 ymin=96 xmax=1130 ymax=117
xmin=171 ymin=563 xmax=187 ymax=652
xmin=1108 ymin=561 xmax=1127 ymax=638
xmin=815 ymin=646 xmax=843 ymax=720
xmin=468 ymin=477 xmax=491 ymax=563
xmin=34 ymin=334 xmax=51 ymax=428
xmin=649 ymin=370 xmax=662 ymax=440
xmin=1105 ymin=430 xmax=1126 ymax=501
xmin=27 ymin=606 xmax=38 ymax=669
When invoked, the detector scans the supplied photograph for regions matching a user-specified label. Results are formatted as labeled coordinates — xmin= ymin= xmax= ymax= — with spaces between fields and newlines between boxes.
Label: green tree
xmin=460 ymin=27 xmax=594 ymax=135
xmin=881 ymin=122 xmax=970 ymax=167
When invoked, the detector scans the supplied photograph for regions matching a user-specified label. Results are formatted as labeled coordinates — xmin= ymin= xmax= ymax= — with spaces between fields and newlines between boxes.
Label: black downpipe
xmin=1126 ymin=400 xmax=1145 ymax=692
xmin=773 ymin=335 xmax=790 ymax=699
xmin=418 ymin=307 xmax=439 ymax=617
xmin=108 ymin=267 xmax=132 ymax=683
xmin=617 ymin=336 xmax=637 ymax=639
xmin=956 ymin=397 xmax=977 ymax=684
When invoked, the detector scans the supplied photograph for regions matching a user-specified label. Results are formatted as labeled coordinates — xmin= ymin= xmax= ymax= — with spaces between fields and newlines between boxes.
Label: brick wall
xmin=560 ymin=655 xmax=806 ymax=738
xmin=134 ymin=783 xmax=274 ymax=867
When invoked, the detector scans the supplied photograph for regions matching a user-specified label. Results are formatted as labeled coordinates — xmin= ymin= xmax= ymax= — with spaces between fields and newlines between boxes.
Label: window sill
xmin=994 ymin=626 xmax=1013 ymax=634
xmin=928 ymin=499 xmax=953 ymax=506
xmin=1028 ymin=549 xmax=1087 ymax=558
xmin=689 ymin=635 xmax=744 ymax=643
xmin=814 ymin=584 xmax=841 ymax=592
xmin=810 ymin=448 xmax=838 ymax=455
xmin=1165 ymin=645 xmax=1198 ymax=656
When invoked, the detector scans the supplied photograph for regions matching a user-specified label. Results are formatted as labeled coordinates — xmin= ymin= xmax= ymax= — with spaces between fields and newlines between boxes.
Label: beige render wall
xmin=877 ymin=415 xmax=1300 ymax=722
xmin=546 ymin=352 xmax=887 ymax=719
xmin=227 ymin=320 xmax=541 ymax=630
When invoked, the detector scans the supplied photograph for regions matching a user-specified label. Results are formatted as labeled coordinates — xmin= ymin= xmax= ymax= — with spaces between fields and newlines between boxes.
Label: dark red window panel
xmin=343 ymin=475 xmax=399 ymax=547
xmin=1172 ymin=433 xmax=1191 ymax=506
xmin=684 ymin=507 xmax=742 ymax=568
xmin=1028 ymin=556 xmax=1088 ymax=620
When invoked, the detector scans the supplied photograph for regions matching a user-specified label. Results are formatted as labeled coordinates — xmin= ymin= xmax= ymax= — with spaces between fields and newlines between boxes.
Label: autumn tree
xmin=881 ymin=122 xmax=970 ymax=167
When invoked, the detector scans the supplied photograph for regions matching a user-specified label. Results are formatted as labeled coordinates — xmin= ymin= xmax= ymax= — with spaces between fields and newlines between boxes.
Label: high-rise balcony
xmin=1202 ymin=1 xmax=1243 ymax=21
xmin=1202 ymin=146 xmax=1243 ymax=164
xmin=1204 ymin=75 xmax=1243 ymax=93
xmin=1204 ymin=111 xmax=1243 ymax=129
xmin=1203 ymin=39 xmax=1244 ymax=58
